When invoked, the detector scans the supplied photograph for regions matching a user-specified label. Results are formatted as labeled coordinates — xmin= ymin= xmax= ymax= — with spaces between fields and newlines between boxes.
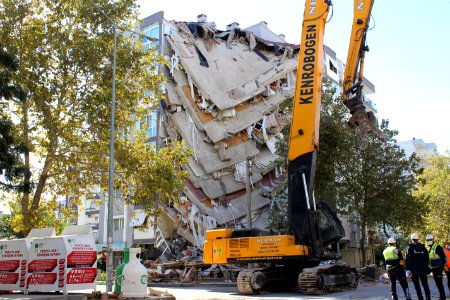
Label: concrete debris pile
xmin=150 ymin=14 xmax=298 ymax=254
xmin=145 ymin=257 xmax=241 ymax=284
xmin=358 ymin=265 xmax=384 ymax=282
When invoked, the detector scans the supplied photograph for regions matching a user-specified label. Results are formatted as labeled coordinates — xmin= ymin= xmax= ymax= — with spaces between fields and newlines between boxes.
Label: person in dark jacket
xmin=425 ymin=234 xmax=446 ymax=300
xmin=382 ymin=237 xmax=412 ymax=300
xmin=405 ymin=233 xmax=430 ymax=300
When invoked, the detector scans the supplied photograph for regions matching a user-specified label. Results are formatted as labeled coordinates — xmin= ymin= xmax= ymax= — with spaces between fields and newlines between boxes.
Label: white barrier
xmin=0 ymin=228 xmax=55 ymax=292
xmin=27 ymin=225 xmax=97 ymax=293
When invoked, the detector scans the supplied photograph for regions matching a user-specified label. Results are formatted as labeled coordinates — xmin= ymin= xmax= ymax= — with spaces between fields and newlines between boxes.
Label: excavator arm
xmin=288 ymin=0 xmax=344 ymax=257
xmin=343 ymin=0 xmax=387 ymax=145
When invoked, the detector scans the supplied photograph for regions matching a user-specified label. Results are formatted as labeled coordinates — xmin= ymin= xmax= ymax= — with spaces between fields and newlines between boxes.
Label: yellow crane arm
xmin=288 ymin=0 xmax=331 ymax=162
xmin=343 ymin=0 xmax=374 ymax=95
xmin=342 ymin=0 xmax=386 ymax=144
xmin=287 ymin=0 xmax=331 ymax=249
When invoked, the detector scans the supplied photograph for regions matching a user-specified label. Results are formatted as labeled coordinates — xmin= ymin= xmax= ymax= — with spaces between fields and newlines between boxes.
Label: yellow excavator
xmin=204 ymin=0 xmax=380 ymax=295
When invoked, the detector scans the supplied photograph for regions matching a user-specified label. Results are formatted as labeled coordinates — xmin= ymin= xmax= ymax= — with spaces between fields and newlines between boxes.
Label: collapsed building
xmin=86 ymin=12 xmax=378 ymax=267
xmin=146 ymin=14 xmax=301 ymax=255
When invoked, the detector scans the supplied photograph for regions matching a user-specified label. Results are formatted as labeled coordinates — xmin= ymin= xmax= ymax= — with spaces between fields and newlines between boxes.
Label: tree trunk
xmin=21 ymin=99 xmax=31 ymax=235
xmin=383 ymin=223 xmax=389 ymax=238
xmin=359 ymin=222 xmax=367 ymax=267
xmin=20 ymin=100 xmax=57 ymax=233
xmin=29 ymin=152 xmax=53 ymax=218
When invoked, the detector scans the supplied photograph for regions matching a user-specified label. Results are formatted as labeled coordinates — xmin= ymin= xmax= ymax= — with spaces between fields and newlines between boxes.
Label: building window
xmin=146 ymin=110 xmax=158 ymax=138
xmin=143 ymin=23 xmax=159 ymax=49
xmin=329 ymin=60 xmax=337 ymax=74
xmin=135 ymin=119 xmax=141 ymax=130
xmin=114 ymin=218 xmax=124 ymax=231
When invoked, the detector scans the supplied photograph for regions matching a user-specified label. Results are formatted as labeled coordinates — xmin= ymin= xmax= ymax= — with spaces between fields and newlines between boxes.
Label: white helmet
xmin=411 ymin=233 xmax=419 ymax=240
xmin=425 ymin=234 xmax=434 ymax=240
xmin=388 ymin=237 xmax=396 ymax=244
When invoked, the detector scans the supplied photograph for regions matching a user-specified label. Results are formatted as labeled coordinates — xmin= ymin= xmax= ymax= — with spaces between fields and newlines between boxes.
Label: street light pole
xmin=246 ymin=157 xmax=252 ymax=229
xmin=85 ymin=1 xmax=159 ymax=293
xmin=106 ymin=23 xmax=117 ymax=293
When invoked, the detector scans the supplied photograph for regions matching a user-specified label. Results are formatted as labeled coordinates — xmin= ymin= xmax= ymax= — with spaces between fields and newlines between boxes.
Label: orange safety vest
xmin=445 ymin=246 xmax=450 ymax=269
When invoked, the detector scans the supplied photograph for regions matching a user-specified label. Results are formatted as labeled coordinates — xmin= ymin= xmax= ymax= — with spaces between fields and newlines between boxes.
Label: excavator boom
xmin=287 ymin=0 xmax=345 ymax=257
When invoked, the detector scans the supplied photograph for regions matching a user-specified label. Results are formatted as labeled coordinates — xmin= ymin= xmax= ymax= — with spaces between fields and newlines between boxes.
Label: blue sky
xmin=137 ymin=0 xmax=450 ymax=154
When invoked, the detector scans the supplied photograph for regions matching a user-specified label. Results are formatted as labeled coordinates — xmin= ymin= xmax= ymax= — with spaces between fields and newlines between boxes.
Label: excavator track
xmin=298 ymin=264 xmax=358 ymax=295
xmin=237 ymin=269 xmax=265 ymax=295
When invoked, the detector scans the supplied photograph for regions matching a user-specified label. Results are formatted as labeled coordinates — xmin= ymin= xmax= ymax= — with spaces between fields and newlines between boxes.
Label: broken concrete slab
xmin=165 ymin=23 xmax=298 ymax=110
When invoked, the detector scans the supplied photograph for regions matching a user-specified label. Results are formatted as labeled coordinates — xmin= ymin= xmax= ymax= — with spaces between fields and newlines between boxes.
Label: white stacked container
xmin=0 ymin=228 xmax=55 ymax=293
xmin=27 ymin=225 xmax=97 ymax=293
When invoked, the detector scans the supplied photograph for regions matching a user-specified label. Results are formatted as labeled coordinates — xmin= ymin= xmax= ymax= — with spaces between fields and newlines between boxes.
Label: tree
xmin=414 ymin=153 xmax=450 ymax=242
xmin=315 ymin=81 xmax=352 ymax=206
xmin=0 ymin=0 xmax=190 ymax=233
xmin=0 ymin=214 xmax=21 ymax=239
xmin=319 ymin=91 xmax=425 ymax=266
xmin=115 ymin=133 xmax=191 ymax=217
xmin=333 ymin=120 xmax=424 ymax=265
xmin=277 ymin=79 xmax=424 ymax=266
xmin=0 ymin=47 xmax=30 ymax=194
xmin=316 ymin=82 xmax=424 ymax=232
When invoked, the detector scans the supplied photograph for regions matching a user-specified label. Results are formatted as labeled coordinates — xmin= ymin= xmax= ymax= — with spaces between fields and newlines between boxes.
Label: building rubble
xmin=140 ymin=14 xmax=298 ymax=270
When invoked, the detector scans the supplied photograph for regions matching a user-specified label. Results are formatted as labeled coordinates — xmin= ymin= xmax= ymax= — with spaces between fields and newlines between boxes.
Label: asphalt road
xmin=0 ymin=276 xmax=448 ymax=300
xmin=157 ymin=277 xmax=449 ymax=300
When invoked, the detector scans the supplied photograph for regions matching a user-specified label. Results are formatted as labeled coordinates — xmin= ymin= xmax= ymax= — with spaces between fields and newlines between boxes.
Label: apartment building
xmin=397 ymin=138 xmax=438 ymax=162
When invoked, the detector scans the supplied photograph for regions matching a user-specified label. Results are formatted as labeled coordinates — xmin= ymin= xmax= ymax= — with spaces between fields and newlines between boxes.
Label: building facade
xmin=397 ymin=138 xmax=438 ymax=161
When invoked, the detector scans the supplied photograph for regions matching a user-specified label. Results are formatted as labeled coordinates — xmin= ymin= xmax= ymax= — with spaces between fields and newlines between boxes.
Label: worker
xmin=445 ymin=242 xmax=450 ymax=293
xmin=382 ymin=237 xmax=412 ymax=300
xmin=425 ymin=234 xmax=446 ymax=300
xmin=405 ymin=233 xmax=431 ymax=300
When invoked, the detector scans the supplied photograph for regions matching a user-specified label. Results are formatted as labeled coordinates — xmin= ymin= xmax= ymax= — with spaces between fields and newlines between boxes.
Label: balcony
xmin=88 ymin=223 xmax=99 ymax=231
xmin=85 ymin=206 xmax=100 ymax=216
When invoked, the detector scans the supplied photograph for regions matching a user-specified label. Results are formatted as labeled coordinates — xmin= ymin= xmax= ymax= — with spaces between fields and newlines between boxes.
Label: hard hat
xmin=388 ymin=237 xmax=396 ymax=244
xmin=410 ymin=233 xmax=419 ymax=240
xmin=426 ymin=234 xmax=434 ymax=240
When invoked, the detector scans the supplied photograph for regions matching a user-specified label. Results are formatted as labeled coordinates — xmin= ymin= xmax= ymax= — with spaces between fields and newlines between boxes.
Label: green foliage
xmin=315 ymin=80 xmax=350 ymax=205
xmin=0 ymin=214 xmax=24 ymax=239
xmin=318 ymin=82 xmax=424 ymax=265
xmin=312 ymin=81 xmax=425 ymax=244
xmin=0 ymin=48 xmax=30 ymax=194
xmin=267 ymin=187 xmax=289 ymax=230
xmin=276 ymin=78 xmax=424 ymax=266
xmin=115 ymin=133 xmax=192 ymax=215
xmin=414 ymin=153 xmax=450 ymax=242
xmin=333 ymin=120 xmax=425 ymax=233
xmin=0 ymin=0 xmax=187 ymax=233
xmin=274 ymin=97 xmax=292 ymax=160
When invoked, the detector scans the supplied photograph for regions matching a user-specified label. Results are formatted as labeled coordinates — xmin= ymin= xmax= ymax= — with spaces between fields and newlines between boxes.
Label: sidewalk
xmin=0 ymin=288 xmax=101 ymax=300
